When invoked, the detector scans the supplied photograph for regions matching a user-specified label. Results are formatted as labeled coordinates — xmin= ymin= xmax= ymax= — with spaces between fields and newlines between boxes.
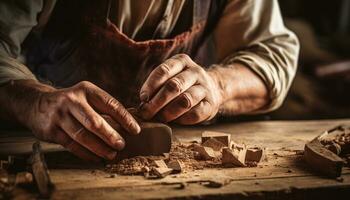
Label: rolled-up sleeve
xmin=213 ymin=0 xmax=300 ymax=113
xmin=0 ymin=0 xmax=43 ymax=85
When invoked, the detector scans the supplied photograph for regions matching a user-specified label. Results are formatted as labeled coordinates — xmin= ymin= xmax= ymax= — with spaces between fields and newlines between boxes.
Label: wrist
xmin=207 ymin=66 xmax=227 ymax=106
xmin=0 ymin=79 xmax=55 ymax=127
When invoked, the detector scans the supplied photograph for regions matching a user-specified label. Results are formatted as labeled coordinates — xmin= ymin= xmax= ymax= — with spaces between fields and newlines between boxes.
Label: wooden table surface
xmin=2 ymin=119 xmax=350 ymax=199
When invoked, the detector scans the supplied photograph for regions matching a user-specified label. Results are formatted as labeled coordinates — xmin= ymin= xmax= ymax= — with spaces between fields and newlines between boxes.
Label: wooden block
xmin=192 ymin=144 xmax=216 ymax=160
xmin=230 ymin=141 xmax=246 ymax=151
xmin=167 ymin=160 xmax=185 ymax=172
xmin=304 ymin=135 xmax=345 ymax=178
xmin=152 ymin=167 xmax=173 ymax=178
xmin=202 ymin=138 xmax=226 ymax=151
xmin=245 ymin=147 xmax=265 ymax=163
xmin=119 ymin=122 xmax=172 ymax=159
xmin=201 ymin=131 xmax=231 ymax=147
xmin=222 ymin=148 xmax=246 ymax=167
xmin=153 ymin=160 xmax=168 ymax=168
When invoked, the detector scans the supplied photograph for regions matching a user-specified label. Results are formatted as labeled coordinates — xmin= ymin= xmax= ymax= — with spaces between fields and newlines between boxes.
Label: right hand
xmin=17 ymin=81 xmax=140 ymax=162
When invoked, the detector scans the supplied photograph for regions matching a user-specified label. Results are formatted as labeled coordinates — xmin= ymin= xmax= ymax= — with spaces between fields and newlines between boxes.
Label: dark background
xmin=269 ymin=0 xmax=350 ymax=119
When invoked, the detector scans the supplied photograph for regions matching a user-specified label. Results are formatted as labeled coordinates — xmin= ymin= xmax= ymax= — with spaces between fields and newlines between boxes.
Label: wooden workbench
xmin=1 ymin=119 xmax=350 ymax=199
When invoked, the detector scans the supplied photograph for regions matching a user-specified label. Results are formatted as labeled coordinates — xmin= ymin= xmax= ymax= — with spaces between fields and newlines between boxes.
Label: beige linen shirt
xmin=0 ymin=0 xmax=299 ymax=113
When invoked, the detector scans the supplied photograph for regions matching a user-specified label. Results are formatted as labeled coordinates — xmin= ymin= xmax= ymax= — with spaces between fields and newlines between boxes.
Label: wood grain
xmin=1 ymin=119 xmax=350 ymax=199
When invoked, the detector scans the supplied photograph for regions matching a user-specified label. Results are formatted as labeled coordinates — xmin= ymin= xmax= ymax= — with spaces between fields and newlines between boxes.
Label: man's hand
xmin=1 ymin=80 xmax=140 ymax=162
xmin=139 ymin=54 xmax=223 ymax=125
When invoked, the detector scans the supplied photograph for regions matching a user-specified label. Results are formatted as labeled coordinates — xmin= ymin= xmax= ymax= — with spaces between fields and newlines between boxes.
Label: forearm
xmin=208 ymin=63 xmax=269 ymax=115
xmin=0 ymin=79 xmax=54 ymax=125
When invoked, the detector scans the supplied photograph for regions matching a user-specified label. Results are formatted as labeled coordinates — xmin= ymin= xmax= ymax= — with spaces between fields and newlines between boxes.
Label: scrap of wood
xmin=192 ymin=144 xmax=216 ymax=160
xmin=222 ymin=147 xmax=246 ymax=167
xmin=153 ymin=160 xmax=168 ymax=168
xmin=118 ymin=122 xmax=172 ymax=159
xmin=230 ymin=141 xmax=246 ymax=151
xmin=202 ymin=138 xmax=226 ymax=151
xmin=304 ymin=137 xmax=345 ymax=178
xmin=201 ymin=131 xmax=231 ymax=147
xmin=152 ymin=167 xmax=173 ymax=178
xmin=167 ymin=160 xmax=184 ymax=173
xmin=246 ymin=147 xmax=266 ymax=163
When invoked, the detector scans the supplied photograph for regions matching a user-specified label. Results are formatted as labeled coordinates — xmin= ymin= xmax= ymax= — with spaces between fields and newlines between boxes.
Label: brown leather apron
xmin=25 ymin=0 xmax=226 ymax=108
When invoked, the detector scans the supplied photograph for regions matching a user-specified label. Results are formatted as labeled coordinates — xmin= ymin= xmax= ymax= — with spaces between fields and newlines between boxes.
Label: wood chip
xmin=230 ymin=141 xmax=246 ymax=151
xmin=152 ymin=167 xmax=173 ymax=178
xmin=202 ymin=131 xmax=231 ymax=147
xmin=192 ymin=144 xmax=216 ymax=160
xmin=153 ymin=160 xmax=168 ymax=168
xmin=246 ymin=147 xmax=266 ymax=163
xmin=167 ymin=160 xmax=184 ymax=172
xmin=202 ymin=138 xmax=226 ymax=151
xmin=222 ymin=147 xmax=246 ymax=167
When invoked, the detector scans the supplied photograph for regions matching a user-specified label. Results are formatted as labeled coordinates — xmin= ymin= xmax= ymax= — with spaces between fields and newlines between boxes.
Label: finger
xmin=68 ymin=100 xmax=126 ymax=151
xmin=54 ymin=128 xmax=102 ymax=162
xmin=60 ymin=113 xmax=119 ymax=160
xmin=140 ymin=69 xmax=197 ymax=119
xmin=175 ymin=100 xmax=212 ymax=125
xmin=101 ymin=114 xmax=122 ymax=130
xmin=80 ymin=82 xmax=140 ymax=134
xmin=158 ymin=84 xmax=206 ymax=122
xmin=60 ymin=115 xmax=118 ymax=160
xmin=140 ymin=54 xmax=192 ymax=102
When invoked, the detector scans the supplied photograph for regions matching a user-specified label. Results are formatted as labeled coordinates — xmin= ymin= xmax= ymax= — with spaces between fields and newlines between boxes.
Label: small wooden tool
xmin=30 ymin=142 xmax=55 ymax=198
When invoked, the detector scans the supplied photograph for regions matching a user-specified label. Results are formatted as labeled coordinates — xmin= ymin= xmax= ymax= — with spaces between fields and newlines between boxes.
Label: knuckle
xmin=78 ymin=81 xmax=93 ymax=88
xmin=76 ymin=81 xmax=94 ymax=91
xmin=57 ymin=92 xmax=76 ymax=105
xmin=106 ymin=97 xmax=121 ymax=110
xmin=157 ymin=64 xmax=171 ymax=76
xmin=192 ymin=66 xmax=204 ymax=74
xmin=179 ymin=93 xmax=193 ymax=108
xmin=176 ymin=53 xmax=190 ymax=61
xmin=166 ymin=78 xmax=182 ymax=93
xmin=71 ymin=128 xmax=85 ymax=141
xmin=86 ymin=116 xmax=103 ymax=132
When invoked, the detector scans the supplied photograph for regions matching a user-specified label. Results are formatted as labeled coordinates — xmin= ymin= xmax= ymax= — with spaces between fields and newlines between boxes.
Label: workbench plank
xmin=2 ymin=119 xmax=350 ymax=199
xmin=52 ymin=174 xmax=350 ymax=200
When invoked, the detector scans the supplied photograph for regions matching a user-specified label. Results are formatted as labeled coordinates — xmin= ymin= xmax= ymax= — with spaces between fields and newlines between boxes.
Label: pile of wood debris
xmin=319 ymin=126 xmax=350 ymax=166
xmin=105 ymin=131 xmax=266 ymax=178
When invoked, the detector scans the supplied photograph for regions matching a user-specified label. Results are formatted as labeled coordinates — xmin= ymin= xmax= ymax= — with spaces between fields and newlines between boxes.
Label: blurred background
xmin=268 ymin=0 xmax=350 ymax=119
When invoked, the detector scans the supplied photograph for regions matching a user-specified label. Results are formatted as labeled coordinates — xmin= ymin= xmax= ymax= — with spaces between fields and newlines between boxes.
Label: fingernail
xmin=140 ymin=92 xmax=149 ymax=102
xmin=132 ymin=123 xmax=141 ymax=134
xmin=114 ymin=139 xmax=125 ymax=151
xmin=107 ymin=151 xmax=117 ymax=160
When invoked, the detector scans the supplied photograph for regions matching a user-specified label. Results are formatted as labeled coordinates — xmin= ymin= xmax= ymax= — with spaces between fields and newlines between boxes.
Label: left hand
xmin=139 ymin=54 xmax=223 ymax=125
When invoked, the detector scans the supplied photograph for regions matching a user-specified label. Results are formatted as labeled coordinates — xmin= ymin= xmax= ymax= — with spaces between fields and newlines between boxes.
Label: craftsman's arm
xmin=212 ymin=0 xmax=299 ymax=114
xmin=139 ymin=0 xmax=299 ymax=124
xmin=0 ymin=0 xmax=140 ymax=161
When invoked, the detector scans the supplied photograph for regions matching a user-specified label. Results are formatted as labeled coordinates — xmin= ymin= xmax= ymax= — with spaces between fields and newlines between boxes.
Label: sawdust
xmin=105 ymin=142 xmax=258 ymax=176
